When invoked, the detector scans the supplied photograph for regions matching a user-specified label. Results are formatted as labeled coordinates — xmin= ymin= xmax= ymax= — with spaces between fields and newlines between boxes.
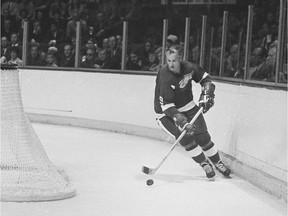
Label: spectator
xmin=70 ymin=35 xmax=76 ymax=56
xmin=81 ymin=38 xmax=98 ymax=60
xmin=124 ymin=0 xmax=143 ymax=43
xmin=104 ymin=1 xmax=127 ymax=36
xmin=67 ymin=0 xmax=80 ymax=20
xmin=81 ymin=48 xmax=98 ymax=68
xmin=8 ymin=46 xmax=23 ymax=66
xmin=265 ymin=11 xmax=277 ymax=28
xmin=85 ymin=38 xmax=98 ymax=50
xmin=225 ymin=44 xmax=239 ymax=77
xmin=67 ymin=0 xmax=90 ymax=21
xmin=227 ymin=13 xmax=241 ymax=41
xmin=256 ymin=22 xmax=276 ymax=50
xmin=95 ymin=0 xmax=117 ymax=23
xmin=1 ymin=18 xmax=14 ymax=39
xmin=1 ymin=9 xmax=16 ymax=30
xmin=144 ymin=26 xmax=162 ymax=50
xmin=167 ymin=35 xmax=178 ymax=47
xmin=93 ymin=12 xmax=110 ymax=44
xmin=85 ymin=0 xmax=99 ymax=25
xmin=214 ymin=25 xmax=235 ymax=49
xmin=10 ymin=33 xmax=22 ymax=58
xmin=126 ymin=50 xmax=142 ymax=70
xmin=14 ymin=9 xmax=29 ymax=35
xmin=1 ymin=36 xmax=12 ymax=61
xmin=247 ymin=46 xmax=267 ymax=79
xmin=189 ymin=35 xmax=197 ymax=51
xmin=102 ymin=38 xmax=109 ymax=49
xmin=142 ymin=52 xmax=160 ymax=72
xmin=154 ymin=47 xmax=163 ymax=68
xmin=10 ymin=33 xmax=22 ymax=47
xmin=46 ymin=22 xmax=66 ymax=49
xmin=0 ymin=56 xmax=7 ymax=64
xmin=78 ymin=3 xmax=90 ymax=24
xmin=108 ymin=36 xmax=121 ymax=69
xmin=30 ymin=20 xmax=46 ymax=45
xmin=210 ymin=47 xmax=222 ymax=76
xmin=33 ymin=10 xmax=48 ymax=28
xmin=86 ymin=26 xmax=97 ymax=41
xmin=116 ymin=35 xmax=122 ymax=48
xmin=18 ymin=0 xmax=34 ymax=20
xmin=66 ymin=9 xmax=88 ymax=42
xmin=1 ymin=0 xmax=19 ymax=17
xmin=94 ymin=48 xmax=111 ymax=69
xmin=45 ymin=53 xmax=58 ymax=67
xmin=191 ymin=46 xmax=200 ymax=64
xmin=47 ymin=46 xmax=59 ymax=64
xmin=138 ymin=39 xmax=154 ymax=66
xmin=49 ymin=0 xmax=67 ymax=20
xmin=269 ymin=40 xmax=278 ymax=50
xmin=59 ymin=44 xmax=75 ymax=67
xmin=187 ymin=34 xmax=198 ymax=62
xmin=27 ymin=44 xmax=44 ymax=66
xmin=49 ymin=10 xmax=67 ymax=30
xmin=250 ymin=46 xmax=276 ymax=81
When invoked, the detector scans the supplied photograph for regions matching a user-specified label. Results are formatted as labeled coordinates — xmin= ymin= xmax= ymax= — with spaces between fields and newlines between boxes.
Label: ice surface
xmin=1 ymin=123 xmax=287 ymax=216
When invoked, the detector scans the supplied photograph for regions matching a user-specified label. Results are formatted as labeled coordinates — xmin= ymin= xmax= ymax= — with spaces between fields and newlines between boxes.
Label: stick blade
xmin=142 ymin=166 xmax=153 ymax=175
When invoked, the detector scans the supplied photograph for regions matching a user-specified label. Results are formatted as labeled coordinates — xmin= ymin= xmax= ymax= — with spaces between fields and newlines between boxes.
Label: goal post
xmin=1 ymin=64 xmax=76 ymax=202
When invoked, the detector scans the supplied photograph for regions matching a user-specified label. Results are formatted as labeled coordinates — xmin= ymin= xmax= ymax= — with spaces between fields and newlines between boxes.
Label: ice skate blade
xmin=208 ymin=176 xmax=215 ymax=181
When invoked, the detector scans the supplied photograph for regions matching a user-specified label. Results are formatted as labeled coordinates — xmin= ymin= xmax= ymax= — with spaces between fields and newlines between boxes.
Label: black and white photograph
xmin=1 ymin=0 xmax=287 ymax=215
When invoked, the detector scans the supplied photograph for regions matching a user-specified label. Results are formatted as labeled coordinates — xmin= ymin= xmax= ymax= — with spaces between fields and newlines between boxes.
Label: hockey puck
xmin=146 ymin=179 xmax=154 ymax=186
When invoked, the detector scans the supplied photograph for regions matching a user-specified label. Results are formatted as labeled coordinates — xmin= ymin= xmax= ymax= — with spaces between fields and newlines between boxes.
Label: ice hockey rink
xmin=1 ymin=123 xmax=286 ymax=216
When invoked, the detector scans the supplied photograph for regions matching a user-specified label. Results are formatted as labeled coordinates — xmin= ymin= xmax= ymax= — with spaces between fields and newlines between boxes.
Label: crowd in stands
xmin=206 ymin=0 xmax=286 ymax=82
xmin=1 ymin=0 xmax=286 ymax=82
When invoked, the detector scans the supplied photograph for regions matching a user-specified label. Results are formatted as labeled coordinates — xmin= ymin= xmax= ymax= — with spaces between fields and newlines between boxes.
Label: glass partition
xmin=245 ymin=3 xmax=277 ymax=82
xmin=78 ymin=3 xmax=124 ymax=70
xmin=221 ymin=11 xmax=246 ymax=78
xmin=124 ymin=1 xmax=166 ymax=72
xmin=23 ymin=12 xmax=74 ymax=68
xmin=276 ymin=0 xmax=287 ymax=84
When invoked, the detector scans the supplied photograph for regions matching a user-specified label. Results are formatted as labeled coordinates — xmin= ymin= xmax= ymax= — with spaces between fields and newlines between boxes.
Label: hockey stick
xmin=142 ymin=107 xmax=204 ymax=175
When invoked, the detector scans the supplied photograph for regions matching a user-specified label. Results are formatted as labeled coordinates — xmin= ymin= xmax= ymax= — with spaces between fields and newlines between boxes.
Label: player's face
xmin=166 ymin=53 xmax=181 ymax=73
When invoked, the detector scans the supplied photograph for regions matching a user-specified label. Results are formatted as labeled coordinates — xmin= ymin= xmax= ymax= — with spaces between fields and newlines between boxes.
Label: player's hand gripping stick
xmin=142 ymin=107 xmax=204 ymax=175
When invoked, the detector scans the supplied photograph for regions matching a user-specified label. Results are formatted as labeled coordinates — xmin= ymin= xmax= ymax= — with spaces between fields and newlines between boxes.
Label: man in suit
xmin=1 ymin=36 xmax=12 ymax=61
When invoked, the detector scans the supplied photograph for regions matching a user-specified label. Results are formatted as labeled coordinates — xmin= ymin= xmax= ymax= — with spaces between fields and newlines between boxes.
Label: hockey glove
xmin=199 ymin=82 xmax=215 ymax=113
xmin=173 ymin=113 xmax=195 ymax=135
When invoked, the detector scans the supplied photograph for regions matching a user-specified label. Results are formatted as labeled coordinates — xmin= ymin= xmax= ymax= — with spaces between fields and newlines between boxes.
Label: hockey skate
xmin=200 ymin=160 xmax=215 ymax=181
xmin=214 ymin=160 xmax=231 ymax=178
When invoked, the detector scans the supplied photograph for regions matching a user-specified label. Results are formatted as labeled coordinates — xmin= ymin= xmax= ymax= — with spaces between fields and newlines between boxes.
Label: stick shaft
xmin=147 ymin=107 xmax=203 ymax=174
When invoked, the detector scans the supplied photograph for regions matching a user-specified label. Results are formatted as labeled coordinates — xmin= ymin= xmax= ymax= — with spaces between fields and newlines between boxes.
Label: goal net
xmin=1 ymin=64 xmax=76 ymax=202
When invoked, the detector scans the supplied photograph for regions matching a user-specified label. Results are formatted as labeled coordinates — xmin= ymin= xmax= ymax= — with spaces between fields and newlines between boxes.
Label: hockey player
xmin=154 ymin=45 xmax=231 ymax=180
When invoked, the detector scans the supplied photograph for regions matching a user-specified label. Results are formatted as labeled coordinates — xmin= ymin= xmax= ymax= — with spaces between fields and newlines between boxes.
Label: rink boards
xmin=19 ymin=68 xmax=287 ymax=201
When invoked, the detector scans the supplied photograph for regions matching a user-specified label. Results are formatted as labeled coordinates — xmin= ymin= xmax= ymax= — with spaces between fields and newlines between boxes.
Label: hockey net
xmin=1 ymin=64 xmax=76 ymax=202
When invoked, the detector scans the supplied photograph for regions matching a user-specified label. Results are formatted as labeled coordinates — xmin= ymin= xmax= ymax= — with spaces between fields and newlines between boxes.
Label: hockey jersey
xmin=154 ymin=60 xmax=211 ymax=116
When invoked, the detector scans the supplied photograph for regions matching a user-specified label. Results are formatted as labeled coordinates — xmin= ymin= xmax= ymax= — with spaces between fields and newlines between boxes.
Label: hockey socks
xmin=186 ymin=146 xmax=215 ymax=180
xmin=203 ymin=146 xmax=231 ymax=177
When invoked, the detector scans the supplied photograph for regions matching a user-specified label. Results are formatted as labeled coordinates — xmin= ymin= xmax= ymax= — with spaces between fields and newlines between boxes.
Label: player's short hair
xmin=165 ymin=45 xmax=183 ymax=58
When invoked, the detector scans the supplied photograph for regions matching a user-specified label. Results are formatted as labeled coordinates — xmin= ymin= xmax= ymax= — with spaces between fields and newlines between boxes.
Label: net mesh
xmin=1 ymin=66 xmax=76 ymax=201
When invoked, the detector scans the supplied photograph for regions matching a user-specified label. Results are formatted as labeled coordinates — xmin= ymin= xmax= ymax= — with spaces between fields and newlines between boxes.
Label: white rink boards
xmin=1 ymin=123 xmax=287 ymax=216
